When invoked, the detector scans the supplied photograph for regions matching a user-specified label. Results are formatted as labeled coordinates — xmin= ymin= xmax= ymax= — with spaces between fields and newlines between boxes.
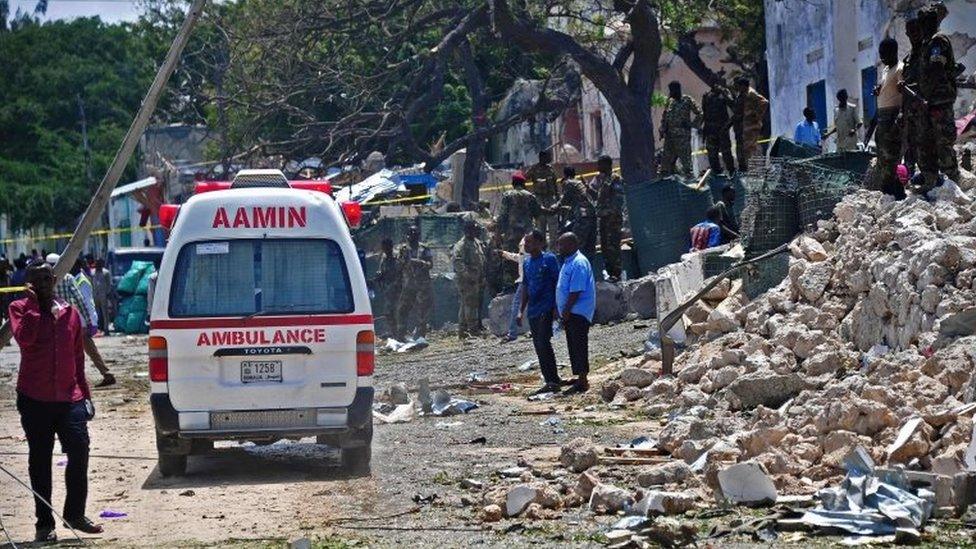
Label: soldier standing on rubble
xmin=550 ymin=166 xmax=597 ymax=260
xmin=591 ymin=155 xmax=625 ymax=282
xmin=910 ymin=3 xmax=961 ymax=195
xmin=660 ymin=81 xmax=703 ymax=177
xmin=372 ymin=238 xmax=401 ymax=336
xmin=702 ymin=80 xmax=736 ymax=175
xmin=495 ymin=171 xmax=542 ymax=255
xmin=901 ymin=17 xmax=927 ymax=173
xmin=395 ymin=225 xmax=433 ymax=340
xmin=732 ymin=77 xmax=769 ymax=170
xmin=451 ymin=216 xmax=486 ymax=339
xmin=524 ymin=150 xmax=560 ymax=244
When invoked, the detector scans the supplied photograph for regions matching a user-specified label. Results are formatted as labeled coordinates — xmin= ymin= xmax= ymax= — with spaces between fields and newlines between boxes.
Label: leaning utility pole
xmin=0 ymin=0 xmax=208 ymax=348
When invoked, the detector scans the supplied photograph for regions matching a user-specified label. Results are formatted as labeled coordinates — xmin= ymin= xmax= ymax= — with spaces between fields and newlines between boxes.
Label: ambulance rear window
xmin=168 ymin=239 xmax=354 ymax=317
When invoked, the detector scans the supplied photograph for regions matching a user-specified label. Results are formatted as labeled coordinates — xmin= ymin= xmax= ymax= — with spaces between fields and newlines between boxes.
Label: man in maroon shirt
xmin=10 ymin=261 xmax=103 ymax=542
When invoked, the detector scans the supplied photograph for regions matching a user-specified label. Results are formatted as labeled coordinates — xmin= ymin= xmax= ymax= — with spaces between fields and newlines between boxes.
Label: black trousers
xmin=564 ymin=313 xmax=591 ymax=377
xmin=529 ymin=311 xmax=559 ymax=385
xmin=16 ymin=393 xmax=90 ymax=528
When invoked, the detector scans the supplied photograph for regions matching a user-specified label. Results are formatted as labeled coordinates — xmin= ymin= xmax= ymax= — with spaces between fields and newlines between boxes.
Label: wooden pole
xmin=0 ymin=0 xmax=208 ymax=347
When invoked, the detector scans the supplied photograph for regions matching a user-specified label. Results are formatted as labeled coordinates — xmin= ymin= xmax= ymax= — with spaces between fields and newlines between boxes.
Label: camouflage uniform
xmin=733 ymin=88 xmax=769 ymax=170
xmin=660 ymin=95 xmax=703 ymax=177
xmin=524 ymin=162 xmax=560 ymax=244
xmin=701 ymin=88 xmax=736 ymax=174
xmin=395 ymin=242 xmax=433 ymax=338
xmin=592 ymin=173 xmax=625 ymax=280
xmin=374 ymin=251 xmax=401 ymax=335
xmin=496 ymin=188 xmax=541 ymax=252
xmin=553 ymin=177 xmax=597 ymax=259
xmin=914 ymin=32 xmax=960 ymax=193
xmin=901 ymin=19 xmax=927 ymax=173
xmin=451 ymin=234 xmax=486 ymax=337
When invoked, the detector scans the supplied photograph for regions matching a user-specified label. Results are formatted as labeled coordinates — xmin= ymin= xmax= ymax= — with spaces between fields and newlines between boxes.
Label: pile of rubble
xmin=606 ymin=180 xmax=976 ymax=495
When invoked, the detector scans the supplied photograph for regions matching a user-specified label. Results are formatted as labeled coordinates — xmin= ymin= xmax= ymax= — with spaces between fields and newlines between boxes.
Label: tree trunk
xmin=461 ymin=137 xmax=485 ymax=208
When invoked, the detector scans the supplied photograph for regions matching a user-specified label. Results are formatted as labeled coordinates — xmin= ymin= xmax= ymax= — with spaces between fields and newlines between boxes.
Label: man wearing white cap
xmin=46 ymin=254 xmax=115 ymax=387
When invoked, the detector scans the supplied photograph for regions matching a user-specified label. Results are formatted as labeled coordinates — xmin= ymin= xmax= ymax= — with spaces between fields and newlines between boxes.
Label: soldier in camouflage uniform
xmin=910 ymin=3 xmax=961 ymax=195
xmin=395 ymin=225 xmax=433 ymax=339
xmin=659 ymin=81 xmax=703 ymax=177
xmin=550 ymin=166 xmax=597 ymax=259
xmin=732 ymin=77 xmax=769 ymax=170
xmin=701 ymin=81 xmax=736 ymax=174
xmin=591 ymin=155 xmax=625 ymax=281
xmin=495 ymin=171 xmax=542 ymax=253
xmin=524 ymin=150 xmax=560 ymax=244
xmin=901 ymin=17 xmax=927 ymax=174
xmin=451 ymin=216 xmax=486 ymax=338
xmin=372 ymin=238 xmax=401 ymax=336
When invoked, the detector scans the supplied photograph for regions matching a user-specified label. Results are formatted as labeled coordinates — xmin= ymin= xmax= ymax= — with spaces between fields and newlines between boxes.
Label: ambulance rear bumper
xmin=151 ymin=387 xmax=373 ymax=437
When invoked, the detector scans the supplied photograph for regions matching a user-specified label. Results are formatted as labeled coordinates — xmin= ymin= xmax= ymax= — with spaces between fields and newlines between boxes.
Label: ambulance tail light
xmin=194 ymin=181 xmax=232 ymax=194
xmin=159 ymin=204 xmax=180 ymax=230
xmin=289 ymin=181 xmax=333 ymax=195
xmin=149 ymin=336 xmax=169 ymax=382
xmin=341 ymin=201 xmax=363 ymax=228
xmin=356 ymin=330 xmax=374 ymax=376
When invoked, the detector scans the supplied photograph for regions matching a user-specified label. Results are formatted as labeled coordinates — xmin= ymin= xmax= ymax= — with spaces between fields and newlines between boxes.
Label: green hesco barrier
xmin=768 ymin=136 xmax=820 ymax=160
xmin=626 ymin=177 xmax=714 ymax=275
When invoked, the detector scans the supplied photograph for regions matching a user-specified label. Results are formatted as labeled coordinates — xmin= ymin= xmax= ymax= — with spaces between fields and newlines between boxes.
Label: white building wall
xmin=766 ymin=0 xmax=976 ymax=146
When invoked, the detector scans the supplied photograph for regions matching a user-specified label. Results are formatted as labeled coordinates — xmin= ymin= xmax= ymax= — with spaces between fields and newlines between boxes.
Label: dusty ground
xmin=0 ymin=321 xmax=654 ymax=547
xmin=3 ymin=322 xmax=974 ymax=548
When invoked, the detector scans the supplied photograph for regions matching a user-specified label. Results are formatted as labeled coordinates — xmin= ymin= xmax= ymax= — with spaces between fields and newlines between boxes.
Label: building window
xmin=861 ymin=66 xmax=878 ymax=122
xmin=591 ymin=112 xmax=604 ymax=155
xmin=806 ymin=80 xmax=827 ymax=131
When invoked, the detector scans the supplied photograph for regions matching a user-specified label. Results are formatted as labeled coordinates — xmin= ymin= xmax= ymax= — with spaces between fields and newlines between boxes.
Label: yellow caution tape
xmin=0 ymin=224 xmax=161 ymax=246
xmin=0 ymin=286 xmax=25 ymax=294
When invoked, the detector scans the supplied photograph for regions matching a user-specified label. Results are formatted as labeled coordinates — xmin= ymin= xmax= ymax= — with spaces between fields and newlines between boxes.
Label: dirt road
xmin=0 ymin=321 xmax=650 ymax=547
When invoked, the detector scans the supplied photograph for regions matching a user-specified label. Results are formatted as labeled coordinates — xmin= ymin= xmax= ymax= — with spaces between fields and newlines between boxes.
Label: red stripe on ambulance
xmin=211 ymin=206 xmax=307 ymax=228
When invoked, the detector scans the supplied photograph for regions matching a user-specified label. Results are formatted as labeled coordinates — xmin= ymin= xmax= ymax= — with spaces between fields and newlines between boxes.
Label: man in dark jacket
xmin=10 ymin=261 xmax=103 ymax=542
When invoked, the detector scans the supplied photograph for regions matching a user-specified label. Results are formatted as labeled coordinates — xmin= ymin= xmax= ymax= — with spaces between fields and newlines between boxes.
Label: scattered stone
xmin=725 ymin=372 xmax=804 ymax=410
xmin=619 ymin=368 xmax=656 ymax=388
xmin=481 ymin=504 xmax=502 ymax=522
xmin=505 ymin=485 xmax=538 ymax=517
xmin=560 ymin=437 xmax=598 ymax=473
xmin=460 ymin=478 xmax=483 ymax=490
xmin=633 ymin=489 xmax=698 ymax=515
xmin=636 ymin=461 xmax=693 ymax=487
xmin=717 ymin=461 xmax=778 ymax=505
xmin=575 ymin=471 xmax=600 ymax=499
xmin=588 ymin=483 xmax=633 ymax=514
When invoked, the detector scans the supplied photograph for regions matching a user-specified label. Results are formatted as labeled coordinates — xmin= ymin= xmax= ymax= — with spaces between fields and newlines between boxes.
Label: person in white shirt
xmin=873 ymin=37 xmax=907 ymax=199
xmin=829 ymin=89 xmax=862 ymax=152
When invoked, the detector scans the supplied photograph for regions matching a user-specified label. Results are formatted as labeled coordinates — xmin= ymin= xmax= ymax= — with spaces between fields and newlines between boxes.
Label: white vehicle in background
xmin=148 ymin=169 xmax=374 ymax=476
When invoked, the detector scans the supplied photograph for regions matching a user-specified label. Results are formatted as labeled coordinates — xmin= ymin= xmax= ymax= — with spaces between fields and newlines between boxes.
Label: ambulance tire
xmin=340 ymin=423 xmax=373 ymax=474
xmin=158 ymin=452 xmax=188 ymax=477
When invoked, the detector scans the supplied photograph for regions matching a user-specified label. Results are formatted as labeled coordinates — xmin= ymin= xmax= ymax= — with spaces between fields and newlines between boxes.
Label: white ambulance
xmin=148 ymin=169 xmax=374 ymax=477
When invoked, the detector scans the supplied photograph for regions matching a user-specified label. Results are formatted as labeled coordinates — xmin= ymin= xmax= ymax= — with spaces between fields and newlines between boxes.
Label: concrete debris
xmin=481 ymin=504 xmax=502 ymax=522
xmin=632 ymin=489 xmax=698 ymax=515
xmin=588 ymin=483 xmax=633 ymax=514
xmin=594 ymin=281 xmax=628 ymax=324
xmin=505 ymin=485 xmax=538 ymax=517
xmin=560 ymin=437 xmax=599 ymax=473
xmin=622 ymin=274 xmax=658 ymax=319
xmin=636 ymin=460 xmax=693 ymax=487
xmin=618 ymin=368 xmax=656 ymax=389
xmin=717 ymin=461 xmax=778 ymax=505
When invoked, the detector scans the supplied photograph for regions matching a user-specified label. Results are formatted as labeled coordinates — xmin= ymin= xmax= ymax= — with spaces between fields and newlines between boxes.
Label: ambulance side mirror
xmin=341 ymin=201 xmax=362 ymax=228
xmin=159 ymin=204 xmax=180 ymax=230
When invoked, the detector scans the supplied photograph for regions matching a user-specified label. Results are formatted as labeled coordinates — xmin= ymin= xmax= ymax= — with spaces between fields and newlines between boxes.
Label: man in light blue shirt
xmin=794 ymin=107 xmax=822 ymax=149
xmin=555 ymin=232 xmax=596 ymax=395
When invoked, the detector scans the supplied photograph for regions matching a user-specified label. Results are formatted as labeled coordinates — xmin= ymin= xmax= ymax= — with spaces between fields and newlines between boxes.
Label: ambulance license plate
xmin=241 ymin=361 xmax=282 ymax=383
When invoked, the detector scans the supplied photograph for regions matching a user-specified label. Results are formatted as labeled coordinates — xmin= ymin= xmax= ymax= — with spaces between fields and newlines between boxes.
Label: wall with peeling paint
xmin=765 ymin=0 xmax=976 ymax=148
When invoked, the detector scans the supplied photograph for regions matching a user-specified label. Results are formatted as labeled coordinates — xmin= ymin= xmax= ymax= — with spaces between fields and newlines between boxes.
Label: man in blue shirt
xmin=517 ymin=230 xmax=562 ymax=395
xmin=555 ymin=232 xmax=596 ymax=395
xmin=794 ymin=107 xmax=822 ymax=149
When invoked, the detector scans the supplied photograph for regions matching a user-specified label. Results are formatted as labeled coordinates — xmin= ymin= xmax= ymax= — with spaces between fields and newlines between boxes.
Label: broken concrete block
xmin=717 ymin=461 xmax=778 ymax=505
xmin=505 ymin=484 xmax=538 ymax=517
xmin=636 ymin=460 xmax=693 ymax=487
xmin=789 ymin=235 xmax=829 ymax=262
xmin=619 ymin=367 xmax=655 ymax=388
xmin=560 ymin=437 xmax=598 ymax=473
xmin=633 ymin=489 xmax=698 ymax=515
xmin=795 ymin=261 xmax=833 ymax=302
xmin=594 ymin=281 xmax=627 ymax=324
xmin=588 ymin=483 xmax=633 ymax=514
xmin=487 ymin=292 xmax=528 ymax=337
xmin=725 ymin=372 xmax=805 ymax=410
xmin=623 ymin=274 xmax=657 ymax=319
xmin=575 ymin=471 xmax=600 ymax=499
